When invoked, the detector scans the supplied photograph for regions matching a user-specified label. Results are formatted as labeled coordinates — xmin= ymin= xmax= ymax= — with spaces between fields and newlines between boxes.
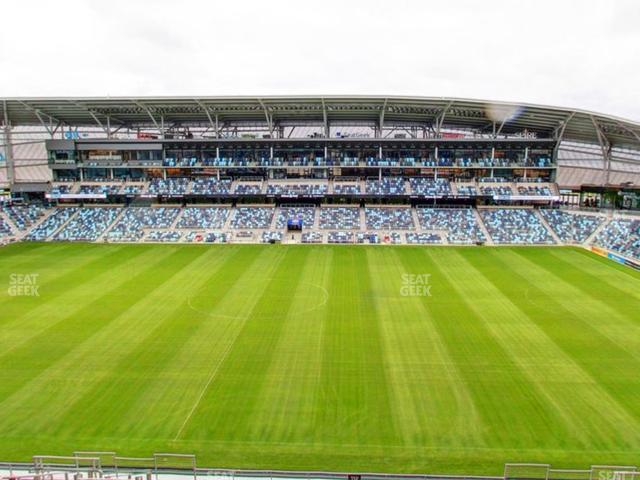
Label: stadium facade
xmin=1 ymin=96 xmax=639 ymax=192
xmin=0 ymin=96 xmax=639 ymax=263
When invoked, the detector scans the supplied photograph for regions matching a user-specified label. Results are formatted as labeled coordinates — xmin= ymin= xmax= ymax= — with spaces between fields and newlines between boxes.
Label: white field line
xmin=174 ymin=283 xmax=328 ymax=440
xmin=173 ymin=320 xmax=243 ymax=441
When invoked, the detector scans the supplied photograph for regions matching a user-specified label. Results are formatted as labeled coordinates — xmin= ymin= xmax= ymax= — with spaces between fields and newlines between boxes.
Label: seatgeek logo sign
xmin=8 ymin=273 xmax=40 ymax=297
xmin=400 ymin=273 xmax=432 ymax=297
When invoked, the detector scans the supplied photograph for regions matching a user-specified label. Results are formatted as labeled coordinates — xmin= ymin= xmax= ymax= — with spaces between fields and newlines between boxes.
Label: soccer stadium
xmin=1 ymin=95 xmax=640 ymax=480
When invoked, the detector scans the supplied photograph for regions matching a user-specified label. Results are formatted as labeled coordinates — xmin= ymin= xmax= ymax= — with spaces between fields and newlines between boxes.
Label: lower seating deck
xmin=8 ymin=204 xmax=639 ymax=260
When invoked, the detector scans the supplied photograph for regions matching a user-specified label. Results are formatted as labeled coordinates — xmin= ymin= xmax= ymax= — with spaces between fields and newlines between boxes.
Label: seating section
xmin=176 ymin=207 xmax=230 ymax=229
xmin=365 ymin=208 xmax=414 ymax=230
xmin=327 ymin=231 xmax=354 ymax=243
xmin=410 ymin=178 xmax=452 ymax=196
xmin=17 ymin=203 xmax=638 ymax=250
xmin=417 ymin=208 xmax=486 ymax=244
xmin=266 ymin=183 xmax=327 ymax=196
xmin=480 ymin=209 xmax=554 ymax=244
xmin=121 ymin=184 xmax=144 ymax=195
xmin=406 ymin=232 xmax=443 ymax=244
xmin=319 ymin=207 xmax=360 ymax=230
xmin=0 ymin=217 xmax=13 ymax=239
xmin=456 ymin=185 xmax=477 ymax=196
xmin=261 ymin=231 xmax=284 ymax=243
xmin=25 ymin=208 xmax=78 ymax=241
xmin=230 ymin=207 xmax=274 ymax=229
xmin=145 ymin=230 xmax=182 ymax=242
xmin=540 ymin=210 xmax=604 ymax=243
xmin=54 ymin=207 xmax=121 ymax=241
xmin=191 ymin=178 xmax=231 ymax=195
xmin=333 ymin=183 xmax=361 ymax=195
xmin=480 ymin=185 xmax=514 ymax=196
xmin=51 ymin=184 xmax=72 ymax=195
xmin=365 ymin=178 xmax=406 ymax=196
xmin=234 ymin=183 xmax=263 ymax=195
xmin=357 ymin=232 xmax=380 ymax=244
xmin=78 ymin=184 xmax=121 ymax=195
xmin=518 ymin=185 xmax=553 ymax=196
xmin=301 ymin=232 xmax=323 ymax=243
xmin=276 ymin=207 xmax=316 ymax=229
xmin=594 ymin=218 xmax=640 ymax=259
xmin=3 ymin=205 xmax=47 ymax=231
xmin=357 ymin=232 xmax=402 ymax=244
xmin=147 ymin=178 xmax=190 ymax=195
xmin=106 ymin=208 xmax=180 ymax=241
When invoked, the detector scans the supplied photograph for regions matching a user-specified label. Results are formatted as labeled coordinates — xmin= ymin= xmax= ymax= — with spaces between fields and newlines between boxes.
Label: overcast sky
xmin=1 ymin=0 xmax=638 ymax=120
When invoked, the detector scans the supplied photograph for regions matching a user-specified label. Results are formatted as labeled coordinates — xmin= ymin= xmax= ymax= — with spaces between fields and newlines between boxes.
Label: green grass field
xmin=1 ymin=243 xmax=640 ymax=475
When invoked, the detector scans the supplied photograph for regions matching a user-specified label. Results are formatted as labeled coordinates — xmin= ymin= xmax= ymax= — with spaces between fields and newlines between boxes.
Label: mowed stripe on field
xmin=455 ymin=248 xmax=640 ymax=449
xmin=248 ymin=246 xmax=332 ymax=443
xmin=312 ymin=248 xmax=399 ymax=448
xmin=366 ymin=247 xmax=482 ymax=448
xmin=412 ymin=248 xmax=568 ymax=449
xmin=174 ymin=246 xmax=297 ymax=440
xmin=0 ymin=245 xmax=153 ymax=351
xmin=0 ymin=244 xmax=639 ymax=473
xmin=0 ymin=245 xmax=216 ymax=435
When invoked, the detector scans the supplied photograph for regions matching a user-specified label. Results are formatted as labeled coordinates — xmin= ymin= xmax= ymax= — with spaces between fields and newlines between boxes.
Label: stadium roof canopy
xmin=2 ymin=95 xmax=640 ymax=150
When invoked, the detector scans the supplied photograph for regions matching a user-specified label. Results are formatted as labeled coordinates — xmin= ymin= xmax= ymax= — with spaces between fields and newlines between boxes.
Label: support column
xmin=2 ymin=124 xmax=14 ymax=185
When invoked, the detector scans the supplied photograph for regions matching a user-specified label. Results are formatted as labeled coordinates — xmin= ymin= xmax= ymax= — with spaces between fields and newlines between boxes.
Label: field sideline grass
xmin=0 ymin=243 xmax=639 ymax=475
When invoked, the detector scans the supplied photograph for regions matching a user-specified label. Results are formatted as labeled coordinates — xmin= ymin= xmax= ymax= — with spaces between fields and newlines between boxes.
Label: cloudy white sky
xmin=1 ymin=0 xmax=639 ymax=120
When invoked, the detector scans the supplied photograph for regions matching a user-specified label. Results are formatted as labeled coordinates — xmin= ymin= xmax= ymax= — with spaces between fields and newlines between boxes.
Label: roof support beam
xmin=193 ymin=99 xmax=220 ymax=138
xmin=131 ymin=100 xmax=161 ymax=134
xmin=321 ymin=98 xmax=329 ymax=138
xmin=613 ymin=120 xmax=640 ymax=146
xmin=434 ymin=100 xmax=454 ymax=137
xmin=15 ymin=101 xmax=65 ymax=136
xmin=591 ymin=115 xmax=612 ymax=186
xmin=552 ymin=112 xmax=576 ymax=162
xmin=378 ymin=98 xmax=388 ymax=138
xmin=65 ymin=100 xmax=125 ymax=137
xmin=257 ymin=99 xmax=273 ymax=136
xmin=2 ymin=100 xmax=15 ymax=184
